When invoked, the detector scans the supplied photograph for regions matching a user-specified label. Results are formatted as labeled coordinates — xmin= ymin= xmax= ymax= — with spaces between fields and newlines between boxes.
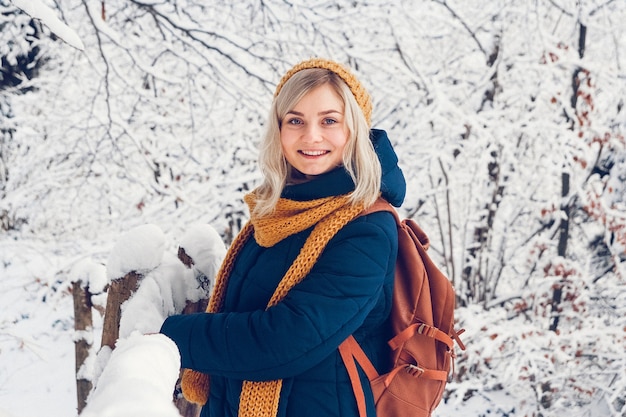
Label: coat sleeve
xmin=160 ymin=211 xmax=397 ymax=382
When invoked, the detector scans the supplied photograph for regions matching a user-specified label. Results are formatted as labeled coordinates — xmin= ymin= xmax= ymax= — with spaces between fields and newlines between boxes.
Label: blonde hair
xmin=254 ymin=68 xmax=381 ymax=216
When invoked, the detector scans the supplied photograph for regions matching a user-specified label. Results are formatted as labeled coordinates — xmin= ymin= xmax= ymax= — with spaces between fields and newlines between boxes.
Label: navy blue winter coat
xmin=161 ymin=129 xmax=406 ymax=417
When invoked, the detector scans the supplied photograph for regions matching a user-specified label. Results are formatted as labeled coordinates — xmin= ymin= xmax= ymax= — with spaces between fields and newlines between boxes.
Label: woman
xmin=160 ymin=58 xmax=406 ymax=417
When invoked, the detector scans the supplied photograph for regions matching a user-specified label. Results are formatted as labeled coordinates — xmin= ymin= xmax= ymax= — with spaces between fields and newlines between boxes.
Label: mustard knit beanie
xmin=274 ymin=58 xmax=372 ymax=126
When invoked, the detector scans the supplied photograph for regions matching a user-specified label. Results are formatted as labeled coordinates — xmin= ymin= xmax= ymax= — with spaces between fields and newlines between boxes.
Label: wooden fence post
xmin=100 ymin=271 xmax=143 ymax=350
xmin=172 ymin=246 xmax=206 ymax=417
xmin=72 ymin=280 xmax=93 ymax=414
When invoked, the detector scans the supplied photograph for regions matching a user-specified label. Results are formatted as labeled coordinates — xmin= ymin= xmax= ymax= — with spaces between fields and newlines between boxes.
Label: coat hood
xmin=370 ymin=129 xmax=405 ymax=207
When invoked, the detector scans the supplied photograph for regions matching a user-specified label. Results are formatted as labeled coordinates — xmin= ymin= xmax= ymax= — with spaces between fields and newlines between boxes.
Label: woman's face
xmin=280 ymin=83 xmax=349 ymax=178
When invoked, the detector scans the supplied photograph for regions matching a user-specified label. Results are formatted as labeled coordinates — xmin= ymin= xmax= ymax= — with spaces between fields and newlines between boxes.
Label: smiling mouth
xmin=300 ymin=150 xmax=329 ymax=156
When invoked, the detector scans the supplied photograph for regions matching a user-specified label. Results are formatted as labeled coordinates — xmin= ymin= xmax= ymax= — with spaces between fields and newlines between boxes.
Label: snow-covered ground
xmin=1 ymin=238 xmax=80 ymax=417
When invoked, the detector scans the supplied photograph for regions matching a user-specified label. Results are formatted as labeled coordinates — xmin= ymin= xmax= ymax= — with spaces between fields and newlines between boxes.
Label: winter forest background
xmin=1 ymin=0 xmax=625 ymax=416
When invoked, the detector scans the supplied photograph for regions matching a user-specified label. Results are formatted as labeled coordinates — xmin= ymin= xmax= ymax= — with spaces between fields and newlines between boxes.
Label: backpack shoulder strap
xmin=338 ymin=335 xmax=378 ymax=417
xmin=362 ymin=197 xmax=399 ymax=221
xmin=364 ymin=198 xmax=433 ymax=251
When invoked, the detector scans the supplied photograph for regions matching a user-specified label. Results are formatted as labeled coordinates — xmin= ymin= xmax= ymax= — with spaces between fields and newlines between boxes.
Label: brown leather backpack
xmin=339 ymin=199 xmax=466 ymax=417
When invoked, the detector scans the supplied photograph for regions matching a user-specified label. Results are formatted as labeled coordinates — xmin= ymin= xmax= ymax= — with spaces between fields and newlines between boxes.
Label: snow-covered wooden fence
xmin=72 ymin=224 xmax=225 ymax=417
xmin=70 ymin=259 xmax=107 ymax=413
xmin=71 ymin=279 xmax=94 ymax=413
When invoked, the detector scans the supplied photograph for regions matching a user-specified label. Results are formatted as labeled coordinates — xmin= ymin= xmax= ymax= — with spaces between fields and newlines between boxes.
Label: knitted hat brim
xmin=274 ymin=58 xmax=372 ymax=126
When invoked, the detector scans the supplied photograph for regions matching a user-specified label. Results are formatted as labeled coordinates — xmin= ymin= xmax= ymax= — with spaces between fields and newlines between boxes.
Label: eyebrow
xmin=286 ymin=109 xmax=343 ymax=116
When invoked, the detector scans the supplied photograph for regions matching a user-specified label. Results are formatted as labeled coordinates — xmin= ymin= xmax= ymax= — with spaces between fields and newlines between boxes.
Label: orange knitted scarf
xmin=180 ymin=191 xmax=365 ymax=417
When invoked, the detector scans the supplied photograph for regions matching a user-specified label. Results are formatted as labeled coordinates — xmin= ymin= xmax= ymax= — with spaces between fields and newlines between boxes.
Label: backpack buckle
xmin=405 ymin=364 xmax=424 ymax=377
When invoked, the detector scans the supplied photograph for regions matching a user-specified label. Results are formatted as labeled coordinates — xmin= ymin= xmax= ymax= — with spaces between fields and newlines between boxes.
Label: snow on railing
xmin=72 ymin=224 xmax=225 ymax=417
xmin=80 ymin=333 xmax=182 ymax=417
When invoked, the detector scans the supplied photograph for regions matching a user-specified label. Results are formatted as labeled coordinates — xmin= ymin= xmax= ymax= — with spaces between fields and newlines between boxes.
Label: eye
xmin=323 ymin=118 xmax=338 ymax=125
xmin=285 ymin=117 xmax=303 ymax=125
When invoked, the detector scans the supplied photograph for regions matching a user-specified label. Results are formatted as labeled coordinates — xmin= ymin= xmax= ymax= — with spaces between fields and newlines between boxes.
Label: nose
xmin=302 ymin=124 xmax=322 ymax=143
